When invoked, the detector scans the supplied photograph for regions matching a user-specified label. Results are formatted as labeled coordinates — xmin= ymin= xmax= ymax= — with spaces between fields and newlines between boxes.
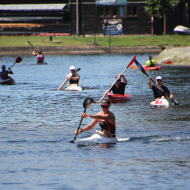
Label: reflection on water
xmin=0 ymin=54 xmax=190 ymax=190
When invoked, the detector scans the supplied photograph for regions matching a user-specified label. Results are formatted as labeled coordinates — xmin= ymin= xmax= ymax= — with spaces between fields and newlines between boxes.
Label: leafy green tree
xmin=144 ymin=0 xmax=181 ymax=18
xmin=145 ymin=0 xmax=181 ymax=34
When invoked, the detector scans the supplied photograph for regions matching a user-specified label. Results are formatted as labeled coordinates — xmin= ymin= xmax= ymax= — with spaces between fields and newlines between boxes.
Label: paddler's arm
xmin=8 ymin=68 xmax=13 ymax=74
xmin=69 ymin=73 xmax=80 ymax=81
xmin=149 ymin=76 xmax=152 ymax=88
xmin=120 ymin=74 xmax=127 ymax=84
xmin=75 ymin=119 xmax=98 ymax=135
xmin=32 ymin=49 xmax=37 ymax=56
xmin=58 ymin=78 xmax=68 ymax=90
xmin=82 ymin=112 xmax=115 ymax=124
xmin=169 ymin=93 xmax=173 ymax=99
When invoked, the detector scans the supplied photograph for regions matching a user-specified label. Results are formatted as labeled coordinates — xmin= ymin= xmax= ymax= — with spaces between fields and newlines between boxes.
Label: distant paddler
xmin=0 ymin=65 xmax=13 ymax=80
xmin=0 ymin=65 xmax=14 ymax=85
xmin=146 ymin=55 xmax=158 ymax=67
xmin=32 ymin=49 xmax=45 ymax=64
xmin=58 ymin=66 xmax=80 ymax=90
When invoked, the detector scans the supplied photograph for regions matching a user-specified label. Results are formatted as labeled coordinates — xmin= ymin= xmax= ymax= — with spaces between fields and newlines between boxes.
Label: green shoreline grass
xmin=0 ymin=34 xmax=190 ymax=47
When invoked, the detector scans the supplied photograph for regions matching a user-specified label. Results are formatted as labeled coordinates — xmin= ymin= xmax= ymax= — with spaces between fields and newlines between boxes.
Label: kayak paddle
xmin=99 ymin=55 xmax=136 ymax=102
xmin=28 ymin=41 xmax=35 ymax=50
xmin=133 ymin=58 xmax=179 ymax=105
xmin=58 ymin=68 xmax=81 ymax=90
xmin=69 ymin=98 xmax=94 ymax=143
xmin=8 ymin=56 xmax=22 ymax=70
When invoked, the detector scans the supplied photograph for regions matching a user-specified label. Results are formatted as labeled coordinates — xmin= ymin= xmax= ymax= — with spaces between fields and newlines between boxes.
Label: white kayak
xmin=65 ymin=84 xmax=82 ymax=91
xmin=76 ymin=132 xmax=129 ymax=146
xmin=150 ymin=98 xmax=169 ymax=108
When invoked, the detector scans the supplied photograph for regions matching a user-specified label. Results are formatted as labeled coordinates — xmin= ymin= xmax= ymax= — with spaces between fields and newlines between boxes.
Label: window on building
xmin=99 ymin=6 xmax=125 ymax=17
xmin=127 ymin=6 xmax=137 ymax=17
xmin=119 ymin=7 xmax=124 ymax=17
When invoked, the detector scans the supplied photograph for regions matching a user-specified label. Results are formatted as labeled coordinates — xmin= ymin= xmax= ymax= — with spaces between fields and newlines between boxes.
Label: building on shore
xmin=0 ymin=0 xmax=189 ymax=36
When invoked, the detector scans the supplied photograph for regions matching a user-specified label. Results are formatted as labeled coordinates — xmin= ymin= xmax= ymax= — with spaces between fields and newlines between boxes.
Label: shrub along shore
xmin=0 ymin=35 xmax=190 ymax=65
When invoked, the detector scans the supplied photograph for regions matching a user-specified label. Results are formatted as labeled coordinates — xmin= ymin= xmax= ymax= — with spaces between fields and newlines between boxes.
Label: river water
xmin=0 ymin=54 xmax=189 ymax=190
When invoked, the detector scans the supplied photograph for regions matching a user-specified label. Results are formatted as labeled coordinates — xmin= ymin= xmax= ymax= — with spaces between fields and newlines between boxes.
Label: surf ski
xmin=76 ymin=131 xmax=129 ymax=146
xmin=65 ymin=84 xmax=82 ymax=91
xmin=150 ymin=98 xmax=169 ymax=108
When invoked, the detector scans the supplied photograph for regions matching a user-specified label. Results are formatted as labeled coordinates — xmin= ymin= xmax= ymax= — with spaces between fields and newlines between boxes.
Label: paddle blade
xmin=28 ymin=41 xmax=34 ymax=48
xmin=164 ymin=61 xmax=172 ymax=64
xmin=127 ymin=55 xmax=136 ymax=68
xmin=134 ymin=59 xmax=149 ymax=77
xmin=16 ymin=56 xmax=22 ymax=63
xmin=130 ymin=65 xmax=138 ymax=69
xmin=76 ymin=68 xmax=81 ymax=72
xmin=83 ymin=98 xmax=94 ymax=109
xmin=69 ymin=138 xmax=76 ymax=143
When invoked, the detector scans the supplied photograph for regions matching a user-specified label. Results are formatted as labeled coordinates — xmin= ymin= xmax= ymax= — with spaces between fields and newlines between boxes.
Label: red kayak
xmin=143 ymin=65 xmax=161 ymax=71
xmin=108 ymin=94 xmax=131 ymax=103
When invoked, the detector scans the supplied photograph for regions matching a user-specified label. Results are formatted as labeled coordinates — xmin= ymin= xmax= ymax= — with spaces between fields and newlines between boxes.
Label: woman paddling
xmin=149 ymin=75 xmax=173 ymax=100
xmin=58 ymin=66 xmax=80 ymax=90
xmin=75 ymin=98 xmax=116 ymax=138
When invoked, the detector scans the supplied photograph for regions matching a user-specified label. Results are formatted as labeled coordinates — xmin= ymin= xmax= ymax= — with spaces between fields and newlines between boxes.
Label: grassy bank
xmin=0 ymin=34 xmax=190 ymax=47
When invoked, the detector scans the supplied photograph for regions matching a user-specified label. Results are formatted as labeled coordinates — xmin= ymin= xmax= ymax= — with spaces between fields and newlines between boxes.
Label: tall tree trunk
xmin=164 ymin=14 xmax=166 ymax=35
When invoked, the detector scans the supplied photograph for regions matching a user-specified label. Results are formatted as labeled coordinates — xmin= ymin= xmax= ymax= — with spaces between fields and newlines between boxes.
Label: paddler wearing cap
xmin=75 ymin=97 xmax=116 ymax=138
xmin=149 ymin=76 xmax=173 ymax=100
xmin=107 ymin=73 xmax=127 ymax=95
xmin=0 ymin=65 xmax=13 ymax=80
xmin=58 ymin=66 xmax=80 ymax=90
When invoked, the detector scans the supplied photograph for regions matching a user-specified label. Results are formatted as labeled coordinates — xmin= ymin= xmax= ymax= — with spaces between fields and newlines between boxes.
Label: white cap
xmin=70 ymin=66 xmax=76 ymax=70
xmin=156 ymin=76 xmax=162 ymax=80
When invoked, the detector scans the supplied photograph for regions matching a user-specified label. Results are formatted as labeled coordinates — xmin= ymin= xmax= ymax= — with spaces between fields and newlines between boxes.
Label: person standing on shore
xmin=146 ymin=55 xmax=158 ymax=67
xmin=32 ymin=49 xmax=45 ymax=64
xmin=0 ymin=65 xmax=13 ymax=79
xmin=58 ymin=66 xmax=80 ymax=90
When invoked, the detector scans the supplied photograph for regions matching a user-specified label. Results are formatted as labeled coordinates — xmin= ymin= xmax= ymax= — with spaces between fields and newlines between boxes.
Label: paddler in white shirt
xmin=58 ymin=66 xmax=80 ymax=90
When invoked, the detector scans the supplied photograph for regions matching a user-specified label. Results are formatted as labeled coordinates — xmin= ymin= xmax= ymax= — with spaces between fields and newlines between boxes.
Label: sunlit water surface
xmin=0 ymin=54 xmax=190 ymax=190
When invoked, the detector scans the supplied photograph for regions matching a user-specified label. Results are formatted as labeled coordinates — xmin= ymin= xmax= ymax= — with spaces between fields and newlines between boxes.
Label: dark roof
xmin=0 ymin=4 xmax=68 ymax=11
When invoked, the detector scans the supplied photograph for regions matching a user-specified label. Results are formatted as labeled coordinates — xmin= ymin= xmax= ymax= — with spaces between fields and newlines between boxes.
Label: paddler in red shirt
xmin=32 ymin=49 xmax=45 ymax=64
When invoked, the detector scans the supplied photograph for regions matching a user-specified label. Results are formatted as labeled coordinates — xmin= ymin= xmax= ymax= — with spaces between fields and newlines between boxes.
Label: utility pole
xmin=164 ymin=14 xmax=166 ymax=35
xmin=76 ymin=0 xmax=79 ymax=36
xmin=151 ymin=15 xmax=154 ymax=36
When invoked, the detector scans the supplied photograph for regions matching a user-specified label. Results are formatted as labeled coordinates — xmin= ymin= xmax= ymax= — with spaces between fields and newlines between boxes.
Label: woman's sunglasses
xmin=101 ymin=105 xmax=108 ymax=108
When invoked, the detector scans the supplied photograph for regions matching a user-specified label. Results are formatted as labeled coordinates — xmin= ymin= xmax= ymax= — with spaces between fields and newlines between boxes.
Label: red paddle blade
xmin=164 ymin=61 xmax=172 ymax=64
xmin=127 ymin=55 xmax=136 ymax=68
xmin=16 ymin=56 xmax=22 ymax=63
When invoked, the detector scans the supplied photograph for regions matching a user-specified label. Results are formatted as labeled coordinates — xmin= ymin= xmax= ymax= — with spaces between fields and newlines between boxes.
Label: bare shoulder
xmin=109 ymin=111 xmax=115 ymax=117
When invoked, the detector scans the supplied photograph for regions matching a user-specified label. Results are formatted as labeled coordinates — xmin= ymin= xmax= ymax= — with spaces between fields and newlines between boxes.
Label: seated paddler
xmin=58 ymin=66 xmax=80 ymax=90
xmin=75 ymin=97 xmax=116 ymax=138
xmin=146 ymin=55 xmax=158 ymax=67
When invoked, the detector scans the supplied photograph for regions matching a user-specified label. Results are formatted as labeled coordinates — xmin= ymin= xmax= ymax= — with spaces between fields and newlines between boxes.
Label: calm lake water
xmin=0 ymin=53 xmax=190 ymax=190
